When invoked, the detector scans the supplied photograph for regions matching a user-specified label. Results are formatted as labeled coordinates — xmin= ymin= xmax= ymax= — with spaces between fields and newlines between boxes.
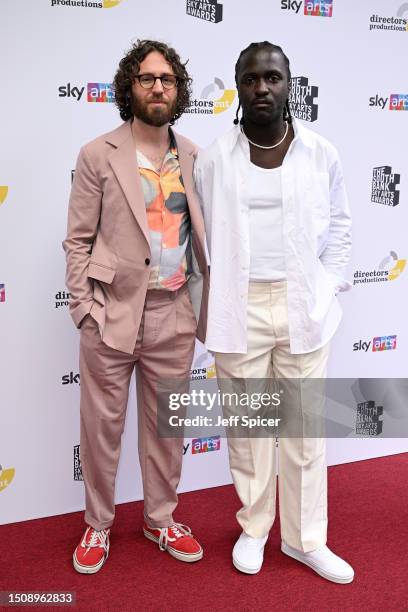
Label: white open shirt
xmin=194 ymin=119 xmax=352 ymax=355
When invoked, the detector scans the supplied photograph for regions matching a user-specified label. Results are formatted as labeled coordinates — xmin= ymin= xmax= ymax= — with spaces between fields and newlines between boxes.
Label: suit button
xmin=145 ymin=258 xmax=150 ymax=266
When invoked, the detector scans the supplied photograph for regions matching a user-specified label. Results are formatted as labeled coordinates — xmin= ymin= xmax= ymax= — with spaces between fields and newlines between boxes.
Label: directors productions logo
xmin=186 ymin=78 xmax=236 ymax=116
xmin=353 ymin=251 xmax=406 ymax=286
xmin=0 ymin=186 xmax=8 ymax=206
xmin=0 ymin=284 xmax=5 ymax=303
xmin=289 ymin=77 xmax=318 ymax=122
xmin=281 ymin=0 xmax=333 ymax=17
xmin=0 ymin=464 xmax=15 ymax=493
xmin=55 ymin=290 xmax=71 ymax=308
xmin=186 ymin=0 xmax=223 ymax=23
xmin=369 ymin=3 xmax=408 ymax=32
xmin=353 ymin=335 xmax=397 ymax=353
xmin=372 ymin=166 xmax=400 ymax=207
xmin=58 ymin=82 xmax=114 ymax=103
xmin=369 ymin=93 xmax=408 ymax=110
xmin=356 ymin=401 xmax=383 ymax=436
xmin=73 ymin=445 xmax=83 ymax=481
xmin=51 ymin=0 xmax=122 ymax=9
xmin=191 ymin=435 xmax=221 ymax=454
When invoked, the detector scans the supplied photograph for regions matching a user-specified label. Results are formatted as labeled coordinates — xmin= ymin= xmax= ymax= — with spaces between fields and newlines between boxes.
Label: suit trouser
xmin=79 ymin=284 xmax=196 ymax=531
xmin=214 ymin=281 xmax=330 ymax=552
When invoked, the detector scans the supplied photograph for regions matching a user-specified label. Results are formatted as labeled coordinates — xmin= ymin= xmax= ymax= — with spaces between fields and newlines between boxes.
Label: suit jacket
xmin=63 ymin=120 xmax=209 ymax=355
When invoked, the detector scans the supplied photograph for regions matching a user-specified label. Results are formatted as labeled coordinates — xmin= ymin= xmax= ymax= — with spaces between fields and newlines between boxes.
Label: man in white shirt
xmin=194 ymin=41 xmax=353 ymax=582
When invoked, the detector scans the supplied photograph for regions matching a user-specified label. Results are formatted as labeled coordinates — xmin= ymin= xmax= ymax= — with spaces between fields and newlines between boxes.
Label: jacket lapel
xmin=107 ymin=122 xmax=150 ymax=247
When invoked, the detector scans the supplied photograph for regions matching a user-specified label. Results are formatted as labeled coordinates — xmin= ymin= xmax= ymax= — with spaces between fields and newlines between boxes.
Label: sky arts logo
xmin=369 ymin=3 xmax=408 ymax=32
xmin=58 ymin=82 xmax=114 ymax=103
xmin=369 ymin=94 xmax=408 ymax=110
xmin=51 ymin=0 xmax=123 ymax=8
xmin=353 ymin=251 xmax=406 ymax=286
xmin=281 ymin=0 xmax=333 ymax=16
xmin=62 ymin=372 xmax=80 ymax=385
xmin=289 ymin=77 xmax=318 ymax=122
xmin=356 ymin=401 xmax=383 ymax=436
xmin=191 ymin=435 xmax=221 ymax=454
xmin=0 ymin=186 xmax=8 ymax=206
xmin=353 ymin=335 xmax=397 ymax=352
xmin=0 ymin=284 xmax=5 ymax=303
xmin=74 ymin=445 xmax=83 ymax=481
xmin=55 ymin=290 xmax=71 ymax=308
xmin=372 ymin=166 xmax=400 ymax=206
xmin=186 ymin=78 xmax=236 ymax=116
xmin=186 ymin=0 xmax=223 ymax=23
xmin=0 ymin=465 xmax=15 ymax=493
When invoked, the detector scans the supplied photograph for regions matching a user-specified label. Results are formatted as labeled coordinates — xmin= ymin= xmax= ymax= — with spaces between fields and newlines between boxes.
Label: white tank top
xmin=245 ymin=161 xmax=286 ymax=282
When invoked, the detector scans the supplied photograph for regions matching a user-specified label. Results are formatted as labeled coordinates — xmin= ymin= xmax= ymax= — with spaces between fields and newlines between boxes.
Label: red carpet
xmin=1 ymin=454 xmax=407 ymax=611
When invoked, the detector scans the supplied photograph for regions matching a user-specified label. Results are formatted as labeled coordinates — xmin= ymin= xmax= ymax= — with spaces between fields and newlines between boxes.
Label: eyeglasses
xmin=135 ymin=74 xmax=180 ymax=90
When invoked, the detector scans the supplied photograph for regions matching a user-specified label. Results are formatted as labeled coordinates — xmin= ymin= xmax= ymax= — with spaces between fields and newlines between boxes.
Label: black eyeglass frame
xmin=134 ymin=74 xmax=183 ymax=90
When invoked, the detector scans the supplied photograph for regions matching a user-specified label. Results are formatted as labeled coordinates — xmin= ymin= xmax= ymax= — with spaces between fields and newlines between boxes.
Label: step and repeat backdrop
xmin=1 ymin=0 xmax=407 ymax=524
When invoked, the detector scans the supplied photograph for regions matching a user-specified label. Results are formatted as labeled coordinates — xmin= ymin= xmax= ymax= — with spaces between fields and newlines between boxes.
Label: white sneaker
xmin=232 ymin=532 xmax=268 ymax=574
xmin=281 ymin=541 xmax=354 ymax=584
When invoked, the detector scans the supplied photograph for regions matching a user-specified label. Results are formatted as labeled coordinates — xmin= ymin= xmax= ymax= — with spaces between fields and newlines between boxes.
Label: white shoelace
xmin=158 ymin=523 xmax=192 ymax=551
xmin=83 ymin=527 xmax=109 ymax=551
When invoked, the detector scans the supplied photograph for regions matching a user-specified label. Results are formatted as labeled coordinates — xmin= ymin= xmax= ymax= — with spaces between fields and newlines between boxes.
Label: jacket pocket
xmin=87 ymin=261 xmax=116 ymax=284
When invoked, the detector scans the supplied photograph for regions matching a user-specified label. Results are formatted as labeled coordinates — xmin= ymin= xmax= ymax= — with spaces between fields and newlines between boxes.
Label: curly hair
xmin=113 ymin=39 xmax=192 ymax=124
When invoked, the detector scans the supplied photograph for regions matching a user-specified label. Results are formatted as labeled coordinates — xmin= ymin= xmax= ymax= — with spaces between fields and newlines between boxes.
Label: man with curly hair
xmin=63 ymin=40 xmax=209 ymax=573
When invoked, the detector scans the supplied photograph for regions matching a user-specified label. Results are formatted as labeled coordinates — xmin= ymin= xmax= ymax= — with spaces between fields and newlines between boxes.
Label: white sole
xmin=143 ymin=529 xmax=203 ymax=562
xmin=281 ymin=543 xmax=354 ymax=584
xmin=232 ymin=556 xmax=262 ymax=575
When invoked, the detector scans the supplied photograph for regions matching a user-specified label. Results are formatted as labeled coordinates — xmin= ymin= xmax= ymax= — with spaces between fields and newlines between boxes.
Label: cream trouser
xmin=214 ymin=281 xmax=330 ymax=552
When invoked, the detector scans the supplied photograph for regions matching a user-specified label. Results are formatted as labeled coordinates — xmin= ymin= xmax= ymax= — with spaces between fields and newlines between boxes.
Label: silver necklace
xmin=241 ymin=121 xmax=289 ymax=150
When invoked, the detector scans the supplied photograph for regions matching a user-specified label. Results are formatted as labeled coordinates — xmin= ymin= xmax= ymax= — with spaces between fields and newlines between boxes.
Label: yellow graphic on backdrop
xmin=388 ymin=259 xmax=406 ymax=281
xmin=0 ymin=186 xmax=8 ymax=205
xmin=213 ymin=89 xmax=236 ymax=114
xmin=103 ymin=0 xmax=122 ymax=7
xmin=0 ymin=466 xmax=15 ymax=492
xmin=206 ymin=364 xmax=216 ymax=378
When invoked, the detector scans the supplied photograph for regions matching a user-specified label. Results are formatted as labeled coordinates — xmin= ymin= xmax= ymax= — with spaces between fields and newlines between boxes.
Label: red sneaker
xmin=143 ymin=522 xmax=203 ymax=562
xmin=73 ymin=526 xmax=110 ymax=574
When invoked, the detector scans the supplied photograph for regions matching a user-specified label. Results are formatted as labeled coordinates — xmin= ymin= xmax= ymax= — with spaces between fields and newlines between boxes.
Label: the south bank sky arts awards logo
xmin=355 ymin=401 xmax=383 ymax=436
xmin=369 ymin=3 xmax=408 ymax=32
xmin=186 ymin=78 xmax=236 ymax=116
xmin=73 ymin=446 xmax=83 ymax=481
xmin=289 ymin=77 xmax=318 ymax=122
xmin=353 ymin=251 xmax=406 ymax=286
xmin=51 ymin=0 xmax=122 ymax=8
xmin=0 ymin=464 xmax=15 ymax=493
xmin=186 ymin=0 xmax=223 ymax=23
xmin=372 ymin=166 xmax=400 ymax=207
xmin=281 ymin=0 xmax=333 ymax=17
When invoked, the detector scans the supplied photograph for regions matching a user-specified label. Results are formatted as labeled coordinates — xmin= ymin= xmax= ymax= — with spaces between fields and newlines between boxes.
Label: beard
xmin=131 ymin=94 xmax=178 ymax=127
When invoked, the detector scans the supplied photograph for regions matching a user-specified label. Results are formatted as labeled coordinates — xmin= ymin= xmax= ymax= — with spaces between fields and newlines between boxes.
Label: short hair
xmin=113 ymin=39 xmax=192 ymax=124
xmin=233 ymin=41 xmax=292 ymax=124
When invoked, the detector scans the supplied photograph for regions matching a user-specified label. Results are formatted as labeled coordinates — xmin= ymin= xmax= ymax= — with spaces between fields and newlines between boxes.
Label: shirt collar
xmin=228 ymin=117 xmax=314 ymax=152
